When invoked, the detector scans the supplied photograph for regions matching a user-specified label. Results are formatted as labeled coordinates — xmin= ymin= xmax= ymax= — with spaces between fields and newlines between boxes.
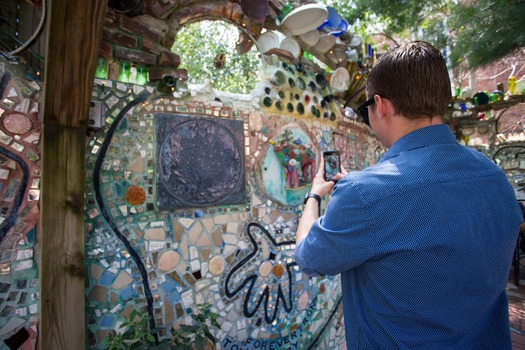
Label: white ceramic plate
xmin=330 ymin=67 xmax=350 ymax=92
xmin=350 ymin=35 xmax=362 ymax=48
xmin=256 ymin=31 xmax=280 ymax=53
xmin=314 ymin=34 xmax=335 ymax=53
xmin=280 ymin=4 xmax=328 ymax=36
xmin=299 ymin=30 xmax=320 ymax=47
xmin=280 ymin=37 xmax=301 ymax=59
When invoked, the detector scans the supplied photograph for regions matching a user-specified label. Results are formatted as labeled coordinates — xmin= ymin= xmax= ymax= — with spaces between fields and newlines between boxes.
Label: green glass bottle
xmin=95 ymin=57 xmax=108 ymax=79
xmin=118 ymin=61 xmax=131 ymax=83
xmin=136 ymin=66 xmax=148 ymax=85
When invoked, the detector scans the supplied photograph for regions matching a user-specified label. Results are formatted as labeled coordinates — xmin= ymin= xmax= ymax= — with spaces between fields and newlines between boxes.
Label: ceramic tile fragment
xmin=14 ymin=98 xmax=31 ymax=113
xmin=158 ymin=251 xmax=180 ymax=272
xmin=128 ymin=157 xmax=144 ymax=172
xmin=208 ymin=256 xmax=224 ymax=275
xmin=112 ymin=271 xmax=132 ymax=289
xmin=11 ymin=142 xmax=24 ymax=152
xmin=190 ymin=260 xmax=200 ymax=271
xmin=222 ymin=234 xmax=238 ymax=245
xmin=89 ymin=285 xmax=108 ymax=303
xmin=14 ymin=260 xmax=33 ymax=271
xmin=188 ymin=222 xmax=202 ymax=244
xmin=196 ymin=233 xmax=211 ymax=247
xmin=211 ymin=227 xmax=222 ymax=246
xmin=7 ymin=87 xmax=17 ymax=98
xmin=226 ymin=221 xmax=239 ymax=234
xmin=0 ymin=168 xmax=10 ymax=179
xmin=213 ymin=214 xmax=231 ymax=225
xmin=144 ymin=227 xmax=165 ymax=240
xmin=148 ymin=241 xmax=166 ymax=251
xmin=259 ymin=261 xmax=272 ymax=277
xmin=0 ymin=130 xmax=13 ymax=144
xmin=178 ymin=218 xmax=193 ymax=229
xmin=164 ymin=297 xmax=174 ymax=325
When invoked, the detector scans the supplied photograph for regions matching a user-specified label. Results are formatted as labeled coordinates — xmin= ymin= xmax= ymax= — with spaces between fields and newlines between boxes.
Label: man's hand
xmin=309 ymin=158 xmax=347 ymax=198
xmin=296 ymin=157 xmax=347 ymax=243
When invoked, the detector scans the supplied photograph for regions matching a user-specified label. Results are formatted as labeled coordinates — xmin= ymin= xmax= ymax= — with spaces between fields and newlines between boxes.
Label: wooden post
xmin=40 ymin=0 xmax=107 ymax=349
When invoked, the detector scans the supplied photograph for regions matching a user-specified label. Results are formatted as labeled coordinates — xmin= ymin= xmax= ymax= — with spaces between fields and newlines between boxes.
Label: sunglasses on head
xmin=357 ymin=97 xmax=375 ymax=126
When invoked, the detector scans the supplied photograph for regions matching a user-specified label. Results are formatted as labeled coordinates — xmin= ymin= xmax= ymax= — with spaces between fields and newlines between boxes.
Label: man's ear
xmin=374 ymin=95 xmax=385 ymax=118
xmin=375 ymin=95 xmax=394 ymax=118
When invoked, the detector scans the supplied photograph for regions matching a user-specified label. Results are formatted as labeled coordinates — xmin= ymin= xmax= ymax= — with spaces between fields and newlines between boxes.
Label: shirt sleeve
xmin=294 ymin=177 xmax=376 ymax=276
xmin=519 ymin=201 xmax=525 ymax=219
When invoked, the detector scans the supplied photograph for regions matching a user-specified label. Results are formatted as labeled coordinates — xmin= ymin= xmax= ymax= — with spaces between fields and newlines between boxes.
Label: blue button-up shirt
xmin=295 ymin=124 xmax=522 ymax=349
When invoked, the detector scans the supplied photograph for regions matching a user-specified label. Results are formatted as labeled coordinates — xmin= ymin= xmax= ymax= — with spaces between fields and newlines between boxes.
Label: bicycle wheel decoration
xmin=0 ymin=0 xmax=47 ymax=56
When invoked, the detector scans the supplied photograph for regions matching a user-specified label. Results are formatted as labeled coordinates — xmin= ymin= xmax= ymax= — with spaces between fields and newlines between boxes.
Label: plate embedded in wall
xmin=330 ymin=67 xmax=350 ymax=92
xmin=299 ymin=30 xmax=320 ymax=47
xmin=280 ymin=37 xmax=301 ymax=60
xmin=256 ymin=31 xmax=280 ymax=54
xmin=350 ymin=35 xmax=362 ymax=48
xmin=280 ymin=4 xmax=328 ymax=36
xmin=3 ymin=113 xmax=32 ymax=135
xmin=314 ymin=34 xmax=336 ymax=53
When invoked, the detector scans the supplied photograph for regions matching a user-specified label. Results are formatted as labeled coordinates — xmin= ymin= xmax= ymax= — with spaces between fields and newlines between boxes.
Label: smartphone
xmin=323 ymin=150 xmax=341 ymax=182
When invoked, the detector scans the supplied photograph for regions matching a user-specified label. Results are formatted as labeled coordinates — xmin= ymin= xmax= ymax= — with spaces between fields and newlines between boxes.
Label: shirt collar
xmin=381 ymin=124 xmax=457 ymax=161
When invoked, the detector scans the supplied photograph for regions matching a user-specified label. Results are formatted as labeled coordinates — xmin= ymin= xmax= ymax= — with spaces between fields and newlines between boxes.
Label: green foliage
xmin=322 ymin=0 xmax=441 ymax=43
xmin=101 ymin=310 xmax=160 ymax=350
xmin=322 ymin=0 xmax=525 ymax=69
xmin=172 ymin=20 xmax=261 ymax=94
xmin=170 ymin=303 xmax=221 ymax=350
xmin=356 ymin=1 xmax=425 ymax=36
xmin=448 ymin=0 xmax=525 ymax=68
xmin=100 ymin=304 xmax=220 ymax=350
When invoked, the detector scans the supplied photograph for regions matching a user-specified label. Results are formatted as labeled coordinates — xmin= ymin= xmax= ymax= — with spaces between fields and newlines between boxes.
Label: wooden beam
xmin=40 ymin=0 xmax=107 ymax=349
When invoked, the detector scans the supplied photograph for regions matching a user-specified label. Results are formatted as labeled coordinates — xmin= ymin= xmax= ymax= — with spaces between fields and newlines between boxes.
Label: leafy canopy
xmin=449 ymin=0 xmax=525 ymax=68
xmin=321 ymin=0 xmax=525 ymax=68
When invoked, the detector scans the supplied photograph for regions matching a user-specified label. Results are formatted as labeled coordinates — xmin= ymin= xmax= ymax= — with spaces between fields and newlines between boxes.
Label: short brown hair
xmin=366 ymin=41 xmax=452 ymax=119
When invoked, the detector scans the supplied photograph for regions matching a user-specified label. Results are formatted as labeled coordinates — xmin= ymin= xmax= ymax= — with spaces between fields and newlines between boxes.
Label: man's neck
xmin=384 ymin=115 xmax=443 ymax=148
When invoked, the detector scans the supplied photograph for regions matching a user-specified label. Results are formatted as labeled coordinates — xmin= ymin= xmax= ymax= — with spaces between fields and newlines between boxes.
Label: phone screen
xmin=323 ymin=151 xmax=340 ymax=182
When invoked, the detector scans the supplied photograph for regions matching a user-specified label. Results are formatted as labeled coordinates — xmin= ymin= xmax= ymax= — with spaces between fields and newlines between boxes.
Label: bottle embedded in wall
xmin=508 ymin=76 xmax=516 ymax=95
xmin=136 ymin=66 xmax=148 ymax=85
xmin=129 ymin=64 xmax=138 ymax=84
xmin=118 ymin=61 xmax=131 ymax=83
xmin=95 ymin=57 xmax=108 ymax=79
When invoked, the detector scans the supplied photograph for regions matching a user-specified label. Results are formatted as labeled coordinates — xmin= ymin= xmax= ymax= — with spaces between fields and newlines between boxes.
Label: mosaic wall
xmin=0 ymin=57 xmax=519 ymax=350
xmin=0 ymin=61 xmax=41 ymax=350
xmin=84 ymin=58 xmax=381 ymax=350
xmin=0 ymin=57 xmax=379 ymax=349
